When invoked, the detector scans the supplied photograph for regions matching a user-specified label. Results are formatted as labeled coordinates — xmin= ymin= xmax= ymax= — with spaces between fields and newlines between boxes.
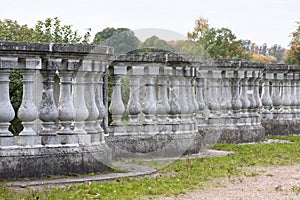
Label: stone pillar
xmin=295 ymin=73 xmax=300 ymax=118
xmin=169 ymin=70 xmax=181 ymax=125
xmin=0 ymin=57 xmax=17 ymax=137
xmin=253 ymin=72 xmax=262 ymax=127
xmin=231 ymin=71 xmax=243 ymax=126
xmin=127 ymin=66 xmax=143 ymax=130
xmin=156 ymin=67 xmax=171 ymax=124
xmin=57 ymin=60 xmax=75 ymax=135
xmin=18 ymin=58 xmax=40 ymax=136
xmin=207 ymin=70 xmax=221 ymax=125
xmin=261 ymin=72 xmax=273 ymax=120
xmin=95 ymin=62 xmax=107 ymax=143
xmin=271 ymin=73 xmax=283 ymax=119
xmin=281 ymin=73 xmax=292 ymax=119
xmin=290 ymin=76 xmax=297 ymax=118
xmin=248 ymin=71 xmax=258 ymax=126
xmin=109 ymin=65 xmax=127 ymax=135
xmin=220 ymin=71 xmax=234 ymax=127
xmin=240 ymin=72 xmax=251 ymax=125
xmin=195 ymin=75 xmax=206 ymax=128
xmin=142 ymin=66 xmax=159 ymax=125
xmin=39 ymin=58 xmax=59 ymax=136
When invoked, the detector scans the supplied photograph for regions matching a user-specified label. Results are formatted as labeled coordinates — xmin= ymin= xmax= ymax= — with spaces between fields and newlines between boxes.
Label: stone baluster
xmin=95 ymin=62 xmax=107 ymax=143
xmin=184 ymin=67 xmax=196 ymax=118
xmin=207 ymin=70 xmax=221 ymax=125
xmin=248 ymin=71 xmax=258 ymax=126
xmin=253 ymin=73 xmax=262 ymax=126
xmin=127 ymin=66 xmax=143 ymax=125
xmin=271 ymin=73 xmax=283 ymax=119
xmin=57 ymin=60 xmax=76 ymax=135
xmin=109 ymin=66 xmax=126 ymax=132
xmin=295 ymin=73 xmax=300 ymax=118
xmin=142 ymin=66 xmax=158 ymax=125
xmin=156 ymin=66 xmax=170 ymax=123
xmin=190 ymin=68 xmax=199 ymax=118
xmin=177 ymin=67 xmax=189 ymax=121
xmin=290 ymin=74 xmax=297 ymax=118
xmin=18 ymin=58 xmax=41 ymax=136
xmin=281 ymin=73 xmax=292 ymax=118
xmin=84 ymin=60 xmax=100 ymax=143
xmin=169 ymin=68 xmax=181 ymax=124
xmin=73 ymin=63 xmax=89 ymax=135
xmin=0 ymin=57 xmax=17 ymax=136
xmin=195 ymin=74 xmax=206 ymax=127
xmin=261 ymin=72 xmax=273 ymax=119
xmin=231 ymin=71 xmax=243 ymax=126
xmin=39 ymin=58 xmax=59 ymax=136
xmin=240 ymin=72 xmax=251 ymax=125
xmin=220 ymin=71 xmax=233 ymax=127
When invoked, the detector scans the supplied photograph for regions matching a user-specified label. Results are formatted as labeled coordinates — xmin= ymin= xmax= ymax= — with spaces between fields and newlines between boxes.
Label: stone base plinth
xmin=263 ymin=119 xmax=300 ymax=135
xmin=0 ymin=144 xmax=111 ymax=179
xmin=106 ymin=131 xmax=203 ymax=160
xmin=200 ymin=125 xmax=265 ymax=145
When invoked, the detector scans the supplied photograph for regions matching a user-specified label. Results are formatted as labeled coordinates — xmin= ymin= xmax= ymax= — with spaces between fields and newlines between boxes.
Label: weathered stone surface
xmin=0 ymin=145 xmax=111 ymax=179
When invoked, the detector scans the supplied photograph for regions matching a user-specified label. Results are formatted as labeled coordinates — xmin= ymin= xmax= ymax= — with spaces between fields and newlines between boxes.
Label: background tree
xmin=141 ymin=35 xmax=175 ymax=52
xmin=268 ymin=44 xmax=286 ymax=63
xmin=93 ymin=27 xmax=141 ymax=53
xmin=286 ymin=22 xmax=300 ymax=65
xmin=187 ymin=17 xmax=250 ymax=60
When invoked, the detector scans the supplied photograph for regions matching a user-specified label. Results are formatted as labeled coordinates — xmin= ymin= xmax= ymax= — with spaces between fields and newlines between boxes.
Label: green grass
xmin=1 ymin=135 xmax=300 ymax=200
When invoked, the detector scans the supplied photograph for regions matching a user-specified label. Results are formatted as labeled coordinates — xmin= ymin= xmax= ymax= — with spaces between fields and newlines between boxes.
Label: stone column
xmin=271 ymin=73 xmax=283 ymax=119
xmin=142 ymin=66 xmax=159 ymax=125
xmin=57 ymin=60 xmax=75 ymax=135
xmin=195 ymin=75 xmax=206 ymax=128
xmin=231 ymin=71 xmax=243 ymax=126
xmin=127 ymin=66 xmax=143 ymax=128
xmin=156 ymin=67 xmax=170 ymax=124
xmin=281 ymin=73 xmax=292 ymax=119
xmin=73 ymin=66 xmax=89 ymax=135
xmin=207 ymin=70 xmax=221 ymax=126
xmin=261 ymin=72 xmax=273 ymax=119
xmin=220 ymin=71 xmax=234 ymax=127
xmin=248 ymin=71 xmax=258 ymax=126
xmin=290 ymin=76 xmax=297 ymax=118
xmin=0 ymin=57 xmax=17 ymax=137
xmin=169 ymin=70 xmax=181 ymax=125
xmin=240 ymin=72 xmax=251 ymax=125
xmin=18 ymin=58 xmax=40 ymax=136
xmin=295 ymin=73 xmax=300 ymax=118
xmin=253 ymin=72 xmax=262 ymax=126
xmin=39 ymin=59 xmax=59 ymax=136
xmin=95 ymin=62 xmax=106 ymax=143
xmin=109 ymin=65 xmax=127 ymax=135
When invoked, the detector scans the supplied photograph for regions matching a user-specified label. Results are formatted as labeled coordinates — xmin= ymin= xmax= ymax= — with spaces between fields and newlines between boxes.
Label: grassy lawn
xmin=1 ymin=135 xmax=300 ymax=200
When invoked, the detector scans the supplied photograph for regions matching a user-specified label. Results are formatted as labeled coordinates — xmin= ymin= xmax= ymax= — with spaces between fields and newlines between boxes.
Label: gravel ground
xmin=158 ymin=164 xmax=300 ymax=200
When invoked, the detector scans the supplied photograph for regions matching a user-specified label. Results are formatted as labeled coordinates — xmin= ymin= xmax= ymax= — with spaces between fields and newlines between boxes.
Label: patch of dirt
xmin=158 ymin=164 xmax=300 ymax=200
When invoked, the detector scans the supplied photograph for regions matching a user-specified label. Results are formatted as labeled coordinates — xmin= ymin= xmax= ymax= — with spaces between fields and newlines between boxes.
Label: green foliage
xmin=2 ymin=136 xmax=300 ymax=199
xmin=141 ymin=35 xmax=175 ymax=52
xmin=286 ymin=22 xmax=300 ymax=65
xmin=180 ymin=40 xmax=210 ymax=58
xmin=187 ymin=17 xmax=251 ymax=60
xmin=93 ymin=27 xmax=141 ymax=53
xmin=199 ymin=27 xmax=251 ymax=60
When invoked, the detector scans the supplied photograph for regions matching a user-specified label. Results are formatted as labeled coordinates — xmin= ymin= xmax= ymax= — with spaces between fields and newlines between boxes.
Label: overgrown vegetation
xmin=1 ymin=135 xmax=300 ymax=199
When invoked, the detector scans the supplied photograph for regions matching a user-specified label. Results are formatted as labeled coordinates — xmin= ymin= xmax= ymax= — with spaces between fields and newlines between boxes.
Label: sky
xmin=0 ymin=0 xmax=299 ymax=48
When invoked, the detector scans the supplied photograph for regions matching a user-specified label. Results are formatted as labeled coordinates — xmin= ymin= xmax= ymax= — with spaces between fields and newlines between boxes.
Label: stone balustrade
xmin=0 ymin=41 xmax=113 ymax=179
xmin=261 ymin=64 xmax=300 ymax=135
xmin=0 ymin=42 xmax=300 ymax=179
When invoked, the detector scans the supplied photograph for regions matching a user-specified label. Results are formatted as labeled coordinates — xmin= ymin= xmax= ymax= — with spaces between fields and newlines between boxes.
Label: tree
xmin=187 ymin=17 xmax=209 ymax=42
xmin=286 ymin=22 xmax=300 ymax=65
xmin=187 ymin=17 xmax=250 ymax=60
xmin=199 ymin=27 xmax=251 ymax=59
xmin=141 ymin=36 xmax=175 ymax=52
xmin=93 ymin=27 xmax=141 ymax=53
xmin=268 ymin=44 xmax=286 ymax=63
